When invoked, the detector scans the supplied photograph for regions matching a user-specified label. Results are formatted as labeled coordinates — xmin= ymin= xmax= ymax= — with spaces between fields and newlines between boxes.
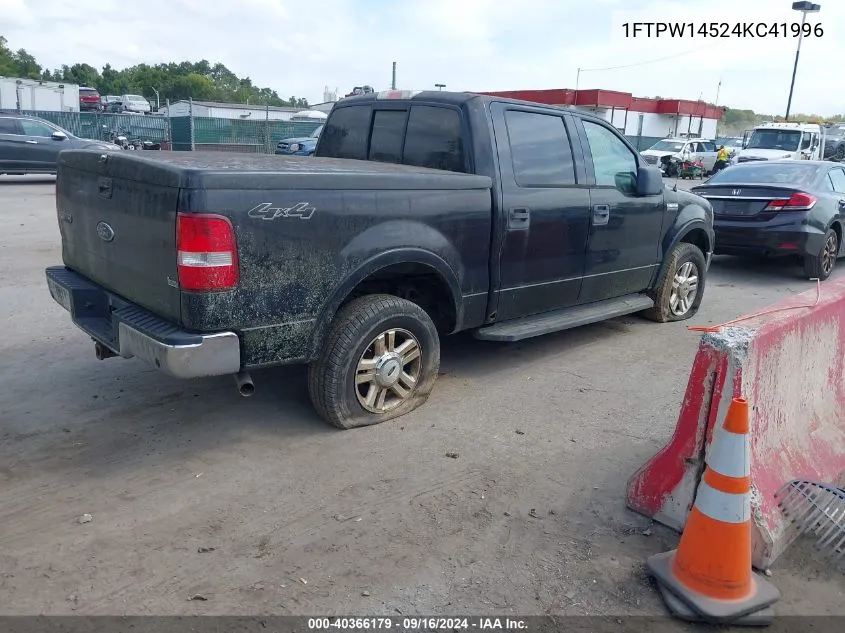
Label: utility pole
xmin=785 ymin=2 xmax=821 ymax=121
xmin=391 ymin=62 xmax=397 ymax=90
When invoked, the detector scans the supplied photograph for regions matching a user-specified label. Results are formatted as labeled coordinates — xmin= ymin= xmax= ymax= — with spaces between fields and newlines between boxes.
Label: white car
xmin=119 ymin=94 xmax=152 ymax=114
xmin=640 ymin=138 xmax=718 ymax=173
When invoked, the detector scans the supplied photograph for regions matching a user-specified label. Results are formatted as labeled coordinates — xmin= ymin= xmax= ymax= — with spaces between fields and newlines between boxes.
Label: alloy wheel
xmin=355 ymin=328 xmax=422 ymax=414
xmin=669 ymin=261 xmax=700 ymax=317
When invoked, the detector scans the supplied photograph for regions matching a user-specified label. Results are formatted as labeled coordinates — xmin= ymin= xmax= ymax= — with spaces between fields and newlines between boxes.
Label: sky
xmin=1 ymin=0 xmax=842 ymax=115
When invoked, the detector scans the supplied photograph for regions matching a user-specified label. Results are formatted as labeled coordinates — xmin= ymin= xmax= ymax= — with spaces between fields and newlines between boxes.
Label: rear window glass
xmin=0 ymin=118 xmax=20 ymax=134
xmin=403 ymin=106 xmax=465 ymax=172
xmin=317 ymin=106 xmax=371 ymax=160
xmin=368 ymin=110 xmax=406 ymax=163
xmin=707 ymin=163 xmax=820 ymax=186
xmin=505 ymin=110 xmax=576 ymax=186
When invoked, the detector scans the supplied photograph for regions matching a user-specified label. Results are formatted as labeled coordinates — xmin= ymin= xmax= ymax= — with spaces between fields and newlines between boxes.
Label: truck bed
xmin=54 ymin=150 xmax=493 ymax=366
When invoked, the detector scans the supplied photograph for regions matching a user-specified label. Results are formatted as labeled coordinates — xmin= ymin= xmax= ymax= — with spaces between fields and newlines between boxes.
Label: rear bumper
xmin=45 ymin=266 xmax=241 ymax=379
xmin=713 ymin=214 xmax=825 ymax=258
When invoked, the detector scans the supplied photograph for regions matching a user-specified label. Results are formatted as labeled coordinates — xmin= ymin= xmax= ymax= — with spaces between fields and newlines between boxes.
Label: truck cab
xmin=736 ymin=122 xmax=825 ymax=163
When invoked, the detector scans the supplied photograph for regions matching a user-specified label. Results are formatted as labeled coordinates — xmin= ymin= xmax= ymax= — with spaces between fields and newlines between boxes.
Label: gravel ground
xmin=1 ymin=174 xmax=842 ymax=617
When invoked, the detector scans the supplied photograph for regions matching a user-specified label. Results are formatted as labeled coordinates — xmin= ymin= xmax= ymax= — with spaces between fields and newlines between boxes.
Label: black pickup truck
xmin=46 ymin=90 xmax=714 ymax=429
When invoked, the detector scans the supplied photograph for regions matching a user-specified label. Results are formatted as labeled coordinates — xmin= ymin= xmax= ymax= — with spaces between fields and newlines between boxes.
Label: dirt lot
xmin=1 ymin=174 xmax=843 ymax=617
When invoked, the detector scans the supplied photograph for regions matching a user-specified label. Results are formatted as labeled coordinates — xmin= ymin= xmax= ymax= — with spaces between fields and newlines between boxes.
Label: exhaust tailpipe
xmin=94 ymin=341 xmax=117 ymax=360
xmin=235 ymin=371 xmax=255 ymax=397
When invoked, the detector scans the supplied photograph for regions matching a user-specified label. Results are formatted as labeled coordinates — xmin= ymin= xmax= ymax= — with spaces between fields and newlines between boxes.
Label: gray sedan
xmin=0 ymin=115 xmax=120 ymax=175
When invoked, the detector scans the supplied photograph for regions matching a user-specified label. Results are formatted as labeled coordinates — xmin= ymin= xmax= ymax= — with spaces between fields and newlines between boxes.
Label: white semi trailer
xmin=0 ymin=77 xmax=80 ymax=112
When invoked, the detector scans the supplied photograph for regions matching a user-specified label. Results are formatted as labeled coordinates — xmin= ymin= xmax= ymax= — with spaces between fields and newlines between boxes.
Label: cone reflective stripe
xmin=646 ymin=397 xmax=780 ymax=625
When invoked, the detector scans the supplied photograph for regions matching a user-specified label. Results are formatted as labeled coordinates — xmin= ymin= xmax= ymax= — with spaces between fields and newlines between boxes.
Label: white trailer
xmin=0 ymin=77 xmax=80 ymax=112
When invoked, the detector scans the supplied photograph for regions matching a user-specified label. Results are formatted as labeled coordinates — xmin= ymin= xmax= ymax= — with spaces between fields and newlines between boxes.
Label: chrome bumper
xmin=45 ymin=266 xmax=241 ymax=379
xmin=115 ymin=324 xmax=241 ymax=379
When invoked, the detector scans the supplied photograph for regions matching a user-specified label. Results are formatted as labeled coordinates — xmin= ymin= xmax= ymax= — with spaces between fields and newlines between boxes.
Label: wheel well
xmin=680 ymin=228 xmax=710 ymax=255
xmin=831 ymin=221 xmax=842 ymax=245
xmin=341 ymin=263 xmax=457 ymax=334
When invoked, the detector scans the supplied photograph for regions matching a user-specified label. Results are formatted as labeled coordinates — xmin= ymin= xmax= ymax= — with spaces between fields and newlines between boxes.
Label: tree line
xmin=0 ymin=36 xmax=309 ymax=109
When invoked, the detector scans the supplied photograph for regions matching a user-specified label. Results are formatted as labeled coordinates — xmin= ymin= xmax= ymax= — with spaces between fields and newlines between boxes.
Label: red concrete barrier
xmin=627 ymin=276 xmax=845 ymax=568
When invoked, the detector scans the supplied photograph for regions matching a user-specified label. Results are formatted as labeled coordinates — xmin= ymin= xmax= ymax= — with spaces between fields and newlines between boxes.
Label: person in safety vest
xmin=713 ymin=145 xmax=729 ymax=173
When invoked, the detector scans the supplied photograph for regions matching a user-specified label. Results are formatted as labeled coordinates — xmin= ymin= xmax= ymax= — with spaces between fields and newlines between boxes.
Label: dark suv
xmin=0 ymin=115 xmax=120 ymax=175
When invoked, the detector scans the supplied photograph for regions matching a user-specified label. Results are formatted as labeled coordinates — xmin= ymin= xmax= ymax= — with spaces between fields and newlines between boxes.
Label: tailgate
xmin=56 ymin=150 xmax=182 ymax=323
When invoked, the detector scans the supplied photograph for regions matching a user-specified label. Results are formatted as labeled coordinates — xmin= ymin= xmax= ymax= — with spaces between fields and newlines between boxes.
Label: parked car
xmin=0 ymin=114 xmax=120 ymax=175
xmin=119 ymin=94 xmax=151 ymax=114
xmin=641 ymin=138 xmax=718 ymax=176
xmin=692 ymin=160 xmax=845 ymax=280
xmin=79 ymin=87 xmax=102 ymax=112
xmin=45 ymin=91 xmax=714 ymax=429
xmin=822 ymin=125 xmax=845 ymax=162
xmin=275 ymin=124 xmax=323 ymax=156
xmin=100 ymin=95 xmax=123 ymax=113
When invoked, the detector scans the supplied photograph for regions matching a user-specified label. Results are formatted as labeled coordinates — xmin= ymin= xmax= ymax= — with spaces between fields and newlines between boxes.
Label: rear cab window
xmin=317 ymin=102 xmax=467 ymax=172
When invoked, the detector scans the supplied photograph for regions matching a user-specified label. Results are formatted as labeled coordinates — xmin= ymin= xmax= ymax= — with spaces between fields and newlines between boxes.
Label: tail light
xmin=176 ymin=213 xmax=239 ymax=291
xmin=765 ymin=192 xmax=817 ymax=212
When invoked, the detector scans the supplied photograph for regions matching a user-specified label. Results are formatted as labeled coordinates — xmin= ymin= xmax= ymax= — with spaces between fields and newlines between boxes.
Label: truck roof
xmin=754 ymin=122 xmax=822 ymax=132
xmin=336 ymin=90 xmax=603 ymax=121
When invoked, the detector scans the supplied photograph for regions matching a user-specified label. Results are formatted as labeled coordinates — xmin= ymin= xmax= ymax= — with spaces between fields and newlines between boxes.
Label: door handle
xmin=507 ymin=207 xmax=530 ymax=230
xmin=25 ymin=140 xmax=38 ymax=144
xmin=592 ymin=204 xmax=610 ymax=226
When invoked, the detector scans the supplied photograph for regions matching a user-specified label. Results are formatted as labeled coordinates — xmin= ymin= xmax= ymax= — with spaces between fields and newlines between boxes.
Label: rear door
xmin=489 ymin=103 xmax=591 ymax=320
xmin=698 ymin=141 xmax=718 ymax=170
xmin=575 ymin=117 xmax=666 ymax=304
xmin=0 ymin=117 xmax=27 ymax=171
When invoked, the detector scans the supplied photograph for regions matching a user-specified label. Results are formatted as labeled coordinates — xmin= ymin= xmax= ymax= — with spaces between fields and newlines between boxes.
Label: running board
xmin=473 ymin=294 xmax=654 ymax=342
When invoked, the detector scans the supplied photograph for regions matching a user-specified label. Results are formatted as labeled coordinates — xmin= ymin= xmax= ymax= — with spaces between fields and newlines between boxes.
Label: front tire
xmin=642 ymin=243 xmax=707 ymax=323
xmin=803 ymin=229 xmax=838 ymax=281
xmin=308 ymin=294 xmax=441 ymax=429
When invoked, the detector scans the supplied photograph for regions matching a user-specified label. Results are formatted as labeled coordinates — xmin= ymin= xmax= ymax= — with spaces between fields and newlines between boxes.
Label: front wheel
xmin=803 ymin=229 xmax=838 ymax=281
xmin=642 ymin=242 xmax=707 ymax=323
xmin=308 ymin=294 xmax=441 ymax=429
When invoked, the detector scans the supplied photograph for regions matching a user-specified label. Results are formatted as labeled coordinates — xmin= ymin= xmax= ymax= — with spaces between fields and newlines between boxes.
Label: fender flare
xmin=652 ymin=216 xmax=713 ymax=288
xmin=307 ymin=248 xmax=464 ymax=359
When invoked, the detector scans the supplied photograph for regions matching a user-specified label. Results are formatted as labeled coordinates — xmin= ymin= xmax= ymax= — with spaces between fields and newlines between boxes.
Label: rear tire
xmin=642 ymin=243 xmax=707 ymax=323
xmin=308 ymin=294 xmax=440 ymax=429
xmin=803 ymin=229 xmax=838 ymax=281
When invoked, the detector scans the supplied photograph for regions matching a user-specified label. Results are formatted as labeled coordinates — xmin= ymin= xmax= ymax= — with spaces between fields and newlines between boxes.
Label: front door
xmin=576 ymin=118 xmax=667 ymax=304
xmin=17 ymin=118 xmax=67 ymax=171
xmin=489 ymin=103 xmax=591 ymax=321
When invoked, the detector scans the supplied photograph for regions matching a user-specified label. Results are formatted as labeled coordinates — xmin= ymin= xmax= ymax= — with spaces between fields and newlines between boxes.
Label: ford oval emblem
xmin=96 ymin=221 xmax=115 ymax=242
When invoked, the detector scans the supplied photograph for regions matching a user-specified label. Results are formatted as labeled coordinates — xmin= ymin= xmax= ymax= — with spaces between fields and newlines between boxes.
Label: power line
xmin=579 ymin=44 xmax=713 ymax=73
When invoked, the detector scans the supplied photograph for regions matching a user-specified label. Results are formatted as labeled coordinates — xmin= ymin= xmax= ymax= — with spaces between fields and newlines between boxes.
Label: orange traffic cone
xmin=647 ymin=397 xmax=781 ymax=625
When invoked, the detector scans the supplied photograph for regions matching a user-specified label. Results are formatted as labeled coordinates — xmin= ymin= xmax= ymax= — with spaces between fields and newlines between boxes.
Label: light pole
xmin=785 ymin=1 xmax=820 ymax=121
xmin=435 ymin=83 xmax=446 ymax=91
xmin=151 ymin=87 xmax=160 ymax=111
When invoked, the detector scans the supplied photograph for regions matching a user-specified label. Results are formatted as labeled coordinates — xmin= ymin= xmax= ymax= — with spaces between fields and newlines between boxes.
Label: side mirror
xmin=52 ymin=131 xmax=67 ymax=141
xmin=636 ymin=166 xmax=664 ymax=196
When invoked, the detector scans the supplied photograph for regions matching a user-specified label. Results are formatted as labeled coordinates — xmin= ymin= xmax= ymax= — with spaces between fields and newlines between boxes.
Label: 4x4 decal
xmin=247 ymin=202 xmax=316 ymax=220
